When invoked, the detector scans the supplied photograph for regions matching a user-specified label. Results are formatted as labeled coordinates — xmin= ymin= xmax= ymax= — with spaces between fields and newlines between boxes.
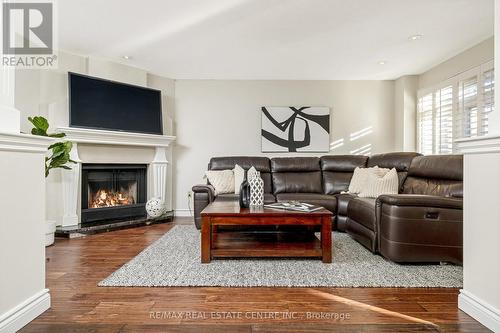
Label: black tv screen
xmin=69 ymin=73 xmax=163 ymax=135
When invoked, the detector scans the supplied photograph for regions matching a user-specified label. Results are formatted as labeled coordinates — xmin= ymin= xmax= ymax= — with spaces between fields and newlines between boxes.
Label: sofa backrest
xmin=320 ymin=155 xmax=368 ymax=194
xmin=271 ymin=157 xmax=322 ymax=194
xmin=208 ymin=156 xmax=272 ymax=193
xmin=402 ymin=155 xmax=463 ymax=198
xmin=367 ymin=152 xmax=421 ymax=190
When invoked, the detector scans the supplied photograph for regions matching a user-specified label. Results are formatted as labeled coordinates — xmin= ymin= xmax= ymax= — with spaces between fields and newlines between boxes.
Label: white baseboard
xmin=174 ymin=209 xmax=192 ymax=217
xmin=0 ymin=289 xmax=51 ymax=333
xmin=459 ymin=289 xmax=500 ymax=333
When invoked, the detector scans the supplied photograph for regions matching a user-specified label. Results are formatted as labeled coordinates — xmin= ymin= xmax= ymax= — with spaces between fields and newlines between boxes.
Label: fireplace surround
xmin=81 ymin=164 xmax=147 ymax=224
xmin=53 ymin=126 xmax=176 ymax=229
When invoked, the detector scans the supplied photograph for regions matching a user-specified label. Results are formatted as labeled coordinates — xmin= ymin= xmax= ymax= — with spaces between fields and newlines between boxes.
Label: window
xmin=417 ymin=61 xmax=494 ymax=154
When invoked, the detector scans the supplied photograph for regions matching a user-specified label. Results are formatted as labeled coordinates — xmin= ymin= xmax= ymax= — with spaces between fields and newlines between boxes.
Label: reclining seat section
xmin=345 ymin=152 xmax=420 ymax=252
xmin=320 ymin=155 xmax=368 ymax=231
xmin=271 ymin=157 xmax=337 ymax=214
xmin=377 ymin=155 xmax=463 ymax=264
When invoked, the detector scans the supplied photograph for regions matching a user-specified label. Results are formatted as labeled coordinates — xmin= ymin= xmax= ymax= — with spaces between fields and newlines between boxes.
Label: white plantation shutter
xmin=457 ymin=75 xmax=479 ymax=139
xmin=481 ymin=64 xmax=494 ymax=135
xmin=417 ymin=93 xmax=433 ymax=154
xmin=417 ymin=61 xmax=494 ymax=155
xmin=435 ymin=85 xmax=454 ymax=154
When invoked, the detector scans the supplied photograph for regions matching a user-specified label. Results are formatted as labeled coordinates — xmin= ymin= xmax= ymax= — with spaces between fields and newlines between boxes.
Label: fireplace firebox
xmin=81 ymin=164 xmax=147 ymax=224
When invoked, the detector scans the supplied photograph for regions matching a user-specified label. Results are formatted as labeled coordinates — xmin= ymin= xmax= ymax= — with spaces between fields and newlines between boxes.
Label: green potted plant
xmin=29 ymin=116 xmax=76 ymax=246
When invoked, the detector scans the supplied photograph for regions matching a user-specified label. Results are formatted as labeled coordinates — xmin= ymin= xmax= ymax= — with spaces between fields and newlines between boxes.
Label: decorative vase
xmin=249 ymin=175 xmax=264 ymax=207
xmin=239 ymin=171 xmax=250 ymax=208
xmin=146 ymin=197 xmax=166 ymax=218
xmin=45 ymin=220 xmax=56 ymax=247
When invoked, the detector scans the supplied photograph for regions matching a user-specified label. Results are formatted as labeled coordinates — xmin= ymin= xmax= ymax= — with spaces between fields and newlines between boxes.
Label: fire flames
xmin=90 ymin=189 xmax=134 ymax=208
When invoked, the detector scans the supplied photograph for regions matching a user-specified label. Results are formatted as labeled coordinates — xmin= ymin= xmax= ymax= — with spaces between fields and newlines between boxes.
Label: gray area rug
xmin=99 ymin=225 xmax=462 ymax=288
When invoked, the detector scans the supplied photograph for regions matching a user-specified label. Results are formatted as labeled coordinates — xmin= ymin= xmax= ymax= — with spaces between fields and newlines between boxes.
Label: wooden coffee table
xmin=200 ymin=201 xmax=333 ymax=263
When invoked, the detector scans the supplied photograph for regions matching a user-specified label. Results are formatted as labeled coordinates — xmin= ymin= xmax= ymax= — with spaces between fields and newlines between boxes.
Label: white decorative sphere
xmin=146 ymin=197 xmax=165 ymax=218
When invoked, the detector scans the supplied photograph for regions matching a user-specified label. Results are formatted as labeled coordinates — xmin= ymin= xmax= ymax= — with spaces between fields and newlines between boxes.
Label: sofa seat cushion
xmin=347 ymin=197 xmax=377 ymax=231
xmin=335 ymin=193 xmax=357 ymax=216
xmin=215 ymin=193 xmax=276 ymax=204
xmin=276 ymin=193 xmax=336 ymax=213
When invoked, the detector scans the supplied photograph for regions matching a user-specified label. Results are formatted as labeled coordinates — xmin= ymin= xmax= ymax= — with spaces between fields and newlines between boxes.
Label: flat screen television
xmin=69 ymin=72 xmax=163 ymax=135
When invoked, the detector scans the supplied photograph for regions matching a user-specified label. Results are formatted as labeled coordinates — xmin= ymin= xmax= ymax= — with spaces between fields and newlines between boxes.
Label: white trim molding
xmin=0 ymin=289 xmax=51 ymax=333
xmin=459 ymin=290 xmax=500 ymax=333
xmin=0 ymin=132 xmax=53 ymax=153
xmin=56 ymin=127 xmax=176 ymax=147
xmin=455 ymin=134 xmax=500 ymax=154
xmin=174 ymin=209 xmax=192 ymax=217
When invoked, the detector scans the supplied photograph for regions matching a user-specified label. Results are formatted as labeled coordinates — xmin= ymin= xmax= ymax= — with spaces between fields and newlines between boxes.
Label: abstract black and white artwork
xmin=261 ymin=106 xmax=330 ymax=152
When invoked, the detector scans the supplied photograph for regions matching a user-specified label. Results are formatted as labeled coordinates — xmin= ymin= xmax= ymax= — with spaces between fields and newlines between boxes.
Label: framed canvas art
xmin=261 ymin=106 xmax=330 ymax=152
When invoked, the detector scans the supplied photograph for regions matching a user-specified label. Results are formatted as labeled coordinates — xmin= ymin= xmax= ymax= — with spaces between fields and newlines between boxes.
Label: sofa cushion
xmin=209 ymin=156 xmax=272 ymax=193
xmin=271 ymin=157 xmax=322 ymax=194
xmin=215 ymin=193 xmax=276 ymax=204
xmin=321 ymin=155 xmax=368 ymax=194
xmin=276 ymin=193 xmax=337 ymax=213
xmin=210 ymin=156 xmax=271 ymax=172
xmin=347 ymin=197 xmax=377 ymax=231
xmin=403 ymin=155 xmax=463 ymax=198
xmin=271 ymin=157 xmax=320 ymax=172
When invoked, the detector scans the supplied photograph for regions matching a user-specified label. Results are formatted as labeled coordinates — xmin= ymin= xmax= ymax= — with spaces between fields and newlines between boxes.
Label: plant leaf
xmin=28 ymin=116 xmax=49 ymax=132
xmin=31 ymin=128 xmax=48 ymax=136
xmin=48 ymin=133 xmax=66 ymax=138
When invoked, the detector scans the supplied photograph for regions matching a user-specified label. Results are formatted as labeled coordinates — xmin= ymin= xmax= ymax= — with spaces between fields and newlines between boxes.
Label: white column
xmin=150 ymin=147 xmax=168 ymax=202
xmin=61 ymin=143 xmax=82 ymax=227
xmin=0 ymin=133 xmax=52 ymax=332
xmin=455 ymin=4 xmax=500 ymax=331
xmin=456 ymin=138 xmax=500 ymax=333
xmin=0 ymin=68 xmax=21 ymax=133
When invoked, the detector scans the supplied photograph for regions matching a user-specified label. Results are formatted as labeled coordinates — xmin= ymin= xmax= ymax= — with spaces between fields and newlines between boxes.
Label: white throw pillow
xmin=348 ymin=166 xmax=390 ymax=194
xmin=358 ymin=168 xmax=399 ymax=198
xmin=205 ymin=170 xmax=235 ymax=195
xmin=233 ymin=164 xmax=244 ymax=194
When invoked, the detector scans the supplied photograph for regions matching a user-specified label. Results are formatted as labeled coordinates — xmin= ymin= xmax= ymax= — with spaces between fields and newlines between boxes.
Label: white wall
xmin=418 ymin=37 xmax=494 ymax=90
xmin=0 ymin=135 xmax=51 ymax=332
xmin=394 ymin=76 xmax=418 ymax=151
xmin=174 ymin=80 xmax=395 ymax=212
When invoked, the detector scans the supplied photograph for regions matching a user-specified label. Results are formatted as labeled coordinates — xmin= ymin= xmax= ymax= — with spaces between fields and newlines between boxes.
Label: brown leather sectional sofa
xmin=192 ymin=152 xmax=463 ymax=264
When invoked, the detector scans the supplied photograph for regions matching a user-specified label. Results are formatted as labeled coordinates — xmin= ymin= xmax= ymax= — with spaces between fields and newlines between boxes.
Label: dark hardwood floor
xmin=21 ymin=218 xmax=490 ymax=333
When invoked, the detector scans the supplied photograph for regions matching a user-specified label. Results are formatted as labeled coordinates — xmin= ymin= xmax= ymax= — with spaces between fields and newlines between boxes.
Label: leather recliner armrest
xmin=192 ymin=184 xmax=216 ymax=202
xmin=377 ymin=194 xmax=462 ymax=210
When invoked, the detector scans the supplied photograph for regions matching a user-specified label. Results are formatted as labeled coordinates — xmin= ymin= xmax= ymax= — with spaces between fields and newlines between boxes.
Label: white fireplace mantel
xmin=55 ymin=127 xmax=176 ymax=228
xmin=56 ymin=126 xmax=176 ymax=147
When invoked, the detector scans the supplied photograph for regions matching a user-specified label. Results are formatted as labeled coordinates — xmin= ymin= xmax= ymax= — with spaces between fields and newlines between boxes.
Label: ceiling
xmin=58 ymin=0 xmax=494 ymax=80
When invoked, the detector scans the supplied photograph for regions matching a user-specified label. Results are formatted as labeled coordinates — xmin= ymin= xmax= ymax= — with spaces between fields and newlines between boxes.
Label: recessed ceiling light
xmin=122 ymin=55 xmax=132 ymax=60
xmin=408 ymin=34 xmax=423 ymax=41
xmin=378 ymin=61 xmax=387 ymax=65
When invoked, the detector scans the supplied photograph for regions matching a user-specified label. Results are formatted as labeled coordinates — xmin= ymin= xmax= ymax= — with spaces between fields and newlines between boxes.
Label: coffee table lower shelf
xmin=210 ymin=231 xmax=323 ymax=259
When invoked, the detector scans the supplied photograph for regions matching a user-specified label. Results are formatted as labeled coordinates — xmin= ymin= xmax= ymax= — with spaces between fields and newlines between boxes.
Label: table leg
xmin=321 ymin=216 xmax=332 ymax=263
xmin=201 ymin=216 xmax=211 ymax=263
xmin=211 ymin=224 xmax=217 ymax=246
